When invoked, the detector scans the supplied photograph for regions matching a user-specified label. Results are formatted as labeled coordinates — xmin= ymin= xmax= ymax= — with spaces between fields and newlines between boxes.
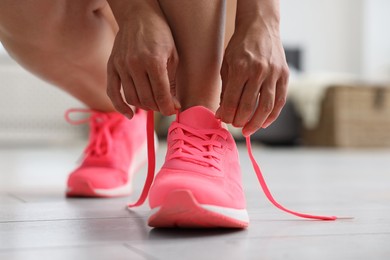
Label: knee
xmin=0 ymin=0 xmax=106 ymax=45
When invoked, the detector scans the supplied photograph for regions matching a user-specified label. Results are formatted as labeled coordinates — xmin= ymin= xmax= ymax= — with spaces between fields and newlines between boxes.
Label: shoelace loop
xmin=65 ymin=109 xmax=118 ymax=157
xmin=167 ymin=122 xmax=228 ymax=170
xmin=129 ymin=110 xmax=342 ymax=221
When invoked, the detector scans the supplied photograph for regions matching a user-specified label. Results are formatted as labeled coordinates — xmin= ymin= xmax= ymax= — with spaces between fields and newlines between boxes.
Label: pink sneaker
xmin=65 ymin=109 xmax=148 ymax=198
xmin=148 ymin=106 xmax=249 ymax=228
xmin=128 ymin=106 xmax=339 ymax=228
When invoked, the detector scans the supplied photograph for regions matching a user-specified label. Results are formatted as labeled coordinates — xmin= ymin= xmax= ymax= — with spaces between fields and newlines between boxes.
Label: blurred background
xmin=0 ymin=0 xmax=389 ymax=148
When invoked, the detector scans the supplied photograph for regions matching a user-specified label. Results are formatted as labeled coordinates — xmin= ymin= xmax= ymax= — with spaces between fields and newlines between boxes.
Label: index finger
xmin=106 ymin=63 xmax=134 ymax=118
xmin=147 ymin=60 xmax=176 ymax=116
xmin=217 ymin=64 xmax=247 ymax=124
xmin=262 ymin=78 xmax=288 ymax=128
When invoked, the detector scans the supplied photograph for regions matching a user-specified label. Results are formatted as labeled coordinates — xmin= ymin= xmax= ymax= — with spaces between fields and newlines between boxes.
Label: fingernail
xmin=172 ymin=96 xmax=181 ymax=110
xmin=242 ymin=129 xmax=253 ymax=137
xmin=124 ymin=113 xmax=133 ymax=120
xmin=262 ymin=122 xmax=271 ymax=129
xmin=215 ymin=109 xmax=221 ymax=119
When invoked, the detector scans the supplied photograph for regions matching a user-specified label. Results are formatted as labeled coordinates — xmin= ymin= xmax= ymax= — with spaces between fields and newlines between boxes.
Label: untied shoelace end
xmin=245 ymin=135 xmax=353 ymax=221
xmin=128 ymin=110 xmax=156 ymax=208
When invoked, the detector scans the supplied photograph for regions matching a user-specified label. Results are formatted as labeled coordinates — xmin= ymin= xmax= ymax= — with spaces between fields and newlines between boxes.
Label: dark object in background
xmin=250 ymin=100 xmax=302 ymax=146
xmin=285 ymin=47 xmax=302 ymax=72
xmin=249 ymin=47 xmax=303 ymax=146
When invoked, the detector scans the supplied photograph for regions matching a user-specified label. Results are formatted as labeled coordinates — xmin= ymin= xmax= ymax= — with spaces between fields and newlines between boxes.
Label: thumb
xmin=167 ymin=49 xmax=180 ymax=109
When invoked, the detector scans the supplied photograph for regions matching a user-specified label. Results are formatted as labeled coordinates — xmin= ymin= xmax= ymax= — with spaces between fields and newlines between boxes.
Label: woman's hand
xmin=216 ymin=0 xmax=289 ymax=136
xmin=107 ymin=0 xmax=180 ymax=118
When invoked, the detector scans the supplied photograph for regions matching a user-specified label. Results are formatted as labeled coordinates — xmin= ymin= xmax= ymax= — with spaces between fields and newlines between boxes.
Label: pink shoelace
xmin=65 ymin=109 xmax=119 ymax=158
xmin=167 ymin=122 xmax=228 ymax=170
xmin=128 ymin=111 xmax=340 ymax=220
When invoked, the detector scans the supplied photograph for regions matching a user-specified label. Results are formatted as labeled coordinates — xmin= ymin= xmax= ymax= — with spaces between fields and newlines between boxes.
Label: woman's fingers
xmin=146 ymin=57 xmax=177 ymax=116
xmin=217 ymin=58 xmax=253 ymax=124
xmin=106 ymin=1 xmax=179 ymax=117
xmin=106 ymin=61 xmax=134 ymax=118
xmin=242 ymin=77 xmax=276 ymax=136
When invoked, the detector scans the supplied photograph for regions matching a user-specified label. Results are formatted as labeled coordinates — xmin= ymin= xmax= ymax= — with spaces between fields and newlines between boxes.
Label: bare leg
xmin=158 ymin=0 xmax=226 ymax=112
xmin=0 ymin=0 xmax=117 ymax=112
xmin=224 ymin=0 xmax=236 ymax=50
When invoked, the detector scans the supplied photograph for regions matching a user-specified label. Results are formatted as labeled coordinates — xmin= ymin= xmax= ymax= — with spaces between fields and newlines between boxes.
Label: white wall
xmin=362 ymin=0 xmax=390 ymax=79
xmin=280 ymin=0 xmax=390 ymax=80
xmin=280 ymin=0 xmax=364 ymax=74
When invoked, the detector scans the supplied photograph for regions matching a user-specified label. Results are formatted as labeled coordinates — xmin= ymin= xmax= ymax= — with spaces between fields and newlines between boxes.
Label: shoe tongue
xmin=178 ymin=106 xmax=220 ymax=129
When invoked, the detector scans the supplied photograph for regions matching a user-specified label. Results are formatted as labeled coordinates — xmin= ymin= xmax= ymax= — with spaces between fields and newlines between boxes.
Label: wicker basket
xmin=303 ymin=84 xmax=390 ymax=147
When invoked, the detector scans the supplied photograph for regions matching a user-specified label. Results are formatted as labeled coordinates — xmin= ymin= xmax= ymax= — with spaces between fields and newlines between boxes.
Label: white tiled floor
xmin=1 ymin=141 xmax=390 ymax=260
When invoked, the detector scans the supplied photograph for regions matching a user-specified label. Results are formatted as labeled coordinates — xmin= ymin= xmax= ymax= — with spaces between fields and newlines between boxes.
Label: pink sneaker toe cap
xmin=67 ymin=167 xmax=128 ymax=190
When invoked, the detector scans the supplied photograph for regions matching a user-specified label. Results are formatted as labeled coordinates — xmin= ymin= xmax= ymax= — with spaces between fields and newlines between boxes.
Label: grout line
xmin=123 ymin=243 xmax=161 ymax=260
xmin=0 ymin=233 xmax=389 ymax=254
xmin=6 ymin=193 xmax=27 ymax=203
xmin=0 ymin=216 xmax=145 ymax=224
xmin=0 ymin=243 xmax=130 ymax=253
xmin=228 ymin=232 xmax=390 ymax=241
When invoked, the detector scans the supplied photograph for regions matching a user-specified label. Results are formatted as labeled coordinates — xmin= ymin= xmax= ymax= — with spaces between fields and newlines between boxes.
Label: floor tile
xmin=0 ymin=217 xmax=151 ymax=250
xmin=1 ymin=142 xmax=390 ymax=259
xmin=0 ymin=244 xmax=150 ymax=260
